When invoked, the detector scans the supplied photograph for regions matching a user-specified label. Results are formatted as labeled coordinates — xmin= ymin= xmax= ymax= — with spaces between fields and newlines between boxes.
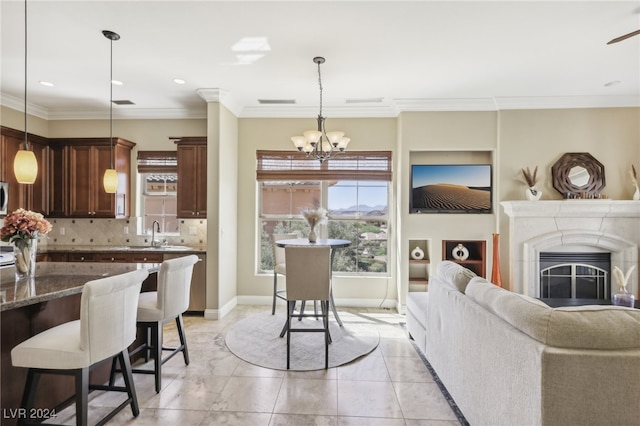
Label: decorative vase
xmin=14 ymin=238 xmax=37 ymax=280
xmin=491 ymin=233 xmax=503 ymax=287
xmin=308 ymin=227 xmax=317 ymax=243
xmin=451 ymin=244 xmax=469 ymax=261
xmin=612 ymin=287 xmax=635 ymax=308
xmin=633 ymin=185 xmax=639 ymax=201
xmin=411 ymin=246 xmax=424 ymax=260
xmin=526 ymin=187 xmax=542 ymax=201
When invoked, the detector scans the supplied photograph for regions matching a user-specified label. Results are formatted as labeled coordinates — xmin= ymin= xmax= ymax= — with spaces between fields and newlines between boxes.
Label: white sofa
xmin=406 ymin=261 xmax=640 ymax=426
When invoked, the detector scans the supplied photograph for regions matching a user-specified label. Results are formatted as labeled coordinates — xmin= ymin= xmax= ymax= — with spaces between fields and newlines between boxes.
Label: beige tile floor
xmin=48 ymin=305 xmax=462 ymax=426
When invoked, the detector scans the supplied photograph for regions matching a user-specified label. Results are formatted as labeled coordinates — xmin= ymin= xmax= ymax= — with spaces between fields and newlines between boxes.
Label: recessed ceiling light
xmin=111 ymin=80 xmax=123 ymax=86
xmin=39 ymin=81 xmax=54 ymax=87
xmin=231 ymin=37 xmax=271 ymax=52
xmin=604 ymin=80 xmax=621 ymax=87
xmin=173 ymin=78 xmax=186 ymax=85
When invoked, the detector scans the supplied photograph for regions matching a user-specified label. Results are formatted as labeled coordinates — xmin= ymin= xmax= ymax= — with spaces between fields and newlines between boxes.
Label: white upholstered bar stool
xmin=282 ymin=245 xmax=332 ymax=369
xmin=125 ymin=255 xmax=198 ymax=393
xmin=11 ymin=269 xmax=149 ymax=426
xmin=271 ymin=233 xmax=298 ymax=315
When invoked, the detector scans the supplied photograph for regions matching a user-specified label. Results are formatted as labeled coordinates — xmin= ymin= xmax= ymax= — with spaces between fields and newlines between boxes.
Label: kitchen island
xmin=1 ymin=262 xmax=160 ymax=425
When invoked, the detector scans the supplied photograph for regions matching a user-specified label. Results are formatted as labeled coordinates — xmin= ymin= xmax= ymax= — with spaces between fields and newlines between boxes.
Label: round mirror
xmin=568 ymin=166 xmax=589 ymax=187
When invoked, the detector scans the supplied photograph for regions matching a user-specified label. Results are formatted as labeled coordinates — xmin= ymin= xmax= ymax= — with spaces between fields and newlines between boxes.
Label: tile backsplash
xmin=40 ymin=217 xmax=207 ymax=248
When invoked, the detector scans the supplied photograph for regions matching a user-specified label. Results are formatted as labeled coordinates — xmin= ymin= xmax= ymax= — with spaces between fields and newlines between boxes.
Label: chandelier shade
xmin=291 ymin=57 xmax=350 ymax=162
xmin=102 ymin=29 xmax=120 ymax=193
xmin=14 ymin=0 xmax=38 ymax=184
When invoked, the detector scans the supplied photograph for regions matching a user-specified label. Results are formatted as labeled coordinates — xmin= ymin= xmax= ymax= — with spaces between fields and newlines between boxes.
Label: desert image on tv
xmin=412 ymin=184 xmax=491 ymax=211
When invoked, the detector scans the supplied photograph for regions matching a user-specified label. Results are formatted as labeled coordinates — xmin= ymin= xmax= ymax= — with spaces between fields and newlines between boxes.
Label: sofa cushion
xmin=436 ymin=261 xmax=477 ymax=293
xmin=466 ymin=277 xmax=640 ymax=350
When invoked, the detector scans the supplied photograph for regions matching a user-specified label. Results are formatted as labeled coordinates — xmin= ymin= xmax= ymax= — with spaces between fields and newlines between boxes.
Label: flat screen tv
xmin=410 ymin=164 xmax=492 ymax=214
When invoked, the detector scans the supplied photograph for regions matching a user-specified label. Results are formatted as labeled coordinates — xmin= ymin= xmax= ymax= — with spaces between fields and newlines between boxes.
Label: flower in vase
xmin=1 ymin=208 xmax=52 ymax=244
xmin=1 ymin=209 xmax=52 ymax=275
xmin=300 ymin=206 xmax=328 ymax=230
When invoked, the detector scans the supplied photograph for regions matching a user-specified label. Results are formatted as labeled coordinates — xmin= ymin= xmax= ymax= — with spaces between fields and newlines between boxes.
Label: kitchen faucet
xmin=151 ymin=220 xmax=161 ymax=247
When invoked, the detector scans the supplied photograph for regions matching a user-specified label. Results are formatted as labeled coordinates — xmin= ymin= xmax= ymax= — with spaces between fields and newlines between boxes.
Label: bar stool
xmin=11 ymin=269 xmax=149 ymax=426
xmin=117 ymin=255 xmax=198 ymax=393
xmin=282 ymin=245 xmax=332 ymax=369
xmin=271 ymin=233 xmax=298 ymax=314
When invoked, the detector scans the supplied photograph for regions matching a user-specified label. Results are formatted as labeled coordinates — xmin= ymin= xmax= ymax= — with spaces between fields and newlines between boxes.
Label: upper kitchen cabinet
xmin=174 ymin=137 xmax=207 ymax=218
xmin=0 ymin=126 xmax=49 ymax=215
xmin=48 ymin=137 xmax=135 ymax=218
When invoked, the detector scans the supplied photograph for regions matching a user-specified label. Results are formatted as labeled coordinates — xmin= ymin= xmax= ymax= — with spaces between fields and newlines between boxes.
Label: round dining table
xmin=275 ymin=238 xmax=351 ymax=326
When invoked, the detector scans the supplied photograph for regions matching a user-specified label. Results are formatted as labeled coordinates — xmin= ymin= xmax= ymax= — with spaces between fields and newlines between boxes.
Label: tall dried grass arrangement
xmin=522 ymin=166 xmax=538 ymax=187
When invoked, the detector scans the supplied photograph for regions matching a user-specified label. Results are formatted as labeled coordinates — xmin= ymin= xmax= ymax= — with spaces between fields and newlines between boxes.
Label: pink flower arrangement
xmin=1 ymin=208 xmax=52 ymax=244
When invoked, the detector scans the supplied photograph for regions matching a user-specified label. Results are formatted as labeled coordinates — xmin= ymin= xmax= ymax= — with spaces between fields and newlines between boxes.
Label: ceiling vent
xmin=257 ymin=99 xmax=296 ymax=105
xmin=345 ymin=97 xmax=384 ymax=104
xmin=113 ymin=100 xmax=135 ymax=105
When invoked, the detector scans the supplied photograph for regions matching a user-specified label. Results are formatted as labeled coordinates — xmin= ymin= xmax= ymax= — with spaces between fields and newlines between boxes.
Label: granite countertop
xmin=0 ymin=262 xmax=160 ymax=312
xmin=40 ymin=244 xmax=205 ymax=253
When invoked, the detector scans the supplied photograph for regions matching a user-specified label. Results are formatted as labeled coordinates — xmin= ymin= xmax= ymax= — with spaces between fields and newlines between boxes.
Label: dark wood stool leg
xmin=118 ymin=350 xmax=140 ymax=417
xmin=76 ymin=368 xmax=89 ymax=426
xmin=151 ymin=322 xmax=162 ymax=393
xmin=18 ymin=369 xmax=39 ymax=426
xmin=176 ymin=314 xmax=189 ymax=365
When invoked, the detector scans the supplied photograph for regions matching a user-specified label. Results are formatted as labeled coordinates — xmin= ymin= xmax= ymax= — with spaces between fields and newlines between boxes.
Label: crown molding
xmin=1 ymin=93 xmax=50 ymax=120
xmin=2 ymin=92 xmax=639 ymax=120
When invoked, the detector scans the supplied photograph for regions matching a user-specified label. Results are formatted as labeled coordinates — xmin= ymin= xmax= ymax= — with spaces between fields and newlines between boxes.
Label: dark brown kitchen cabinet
xmin=174 ymin=137 xmax=207 ymax=218
xmin=48 ymin=137 xmax=135 ymax=218
xmin=0 ymin=126 xmax=49 ymax=215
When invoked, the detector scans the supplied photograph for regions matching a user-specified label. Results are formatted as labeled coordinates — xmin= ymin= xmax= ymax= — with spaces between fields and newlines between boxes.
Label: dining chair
xmin=271 ymin=232 xmax=298 ymax=314
xmin=11 ymin=269 xmax=149 ymax=426
xmin=112 ymin=255 xmax=198 ymax=393
xmin=283 ymin=245 xmax=332 ymax=369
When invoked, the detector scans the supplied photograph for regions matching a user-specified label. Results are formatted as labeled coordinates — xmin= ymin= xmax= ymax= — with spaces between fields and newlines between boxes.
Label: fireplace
xmin=539 ymin=252 xmax=611 ymax=299
xmin=501 ymin=200 xmax=639 ymax=298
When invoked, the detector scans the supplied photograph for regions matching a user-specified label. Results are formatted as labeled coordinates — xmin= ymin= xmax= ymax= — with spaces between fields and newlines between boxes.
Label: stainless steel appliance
xmin=0 ymin=181 xmax=8 ymax=216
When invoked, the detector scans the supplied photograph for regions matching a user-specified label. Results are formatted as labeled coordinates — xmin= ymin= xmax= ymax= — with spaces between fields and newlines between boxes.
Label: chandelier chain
xmin=317 ymin=59 xmax=323 ymax=118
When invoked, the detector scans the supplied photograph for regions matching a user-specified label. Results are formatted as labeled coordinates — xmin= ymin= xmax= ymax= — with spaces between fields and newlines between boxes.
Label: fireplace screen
xmin=540 ymin=253 xmax=610 ymax=299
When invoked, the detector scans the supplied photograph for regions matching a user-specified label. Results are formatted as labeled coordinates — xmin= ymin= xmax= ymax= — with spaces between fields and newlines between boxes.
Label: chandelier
xmin=291 ymin=57 xmax=350 ymax=162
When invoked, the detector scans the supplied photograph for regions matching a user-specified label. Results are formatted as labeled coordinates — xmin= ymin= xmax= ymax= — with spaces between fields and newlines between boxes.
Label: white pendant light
xmin=102 ymin=30 xmax=119 ymax=193
xmin=290 ymin=57 xmax=350 ymax=162
xmin=14 ymin=0 xmax=38 ymax=184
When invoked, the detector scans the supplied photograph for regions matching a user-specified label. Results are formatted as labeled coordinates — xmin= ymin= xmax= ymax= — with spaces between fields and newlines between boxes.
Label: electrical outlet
xmin=59 ymin=227 xmax=65 ymax=236
xmin=189 ymin=226 xmax=197 ymax=235
xmin=123 ymin=226 xmax=129 ymax=234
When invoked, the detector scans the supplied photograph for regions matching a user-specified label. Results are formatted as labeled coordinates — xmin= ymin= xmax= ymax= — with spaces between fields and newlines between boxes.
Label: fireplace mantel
xmin=501 ymin=200 xmax=640 ymax=297
xmin=502 ymin=200 xmax=640 ymax=218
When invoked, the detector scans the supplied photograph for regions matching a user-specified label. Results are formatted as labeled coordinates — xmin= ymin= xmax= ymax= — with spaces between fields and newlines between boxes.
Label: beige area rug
xmin=225 ymin=311 xmax=379 ymax=370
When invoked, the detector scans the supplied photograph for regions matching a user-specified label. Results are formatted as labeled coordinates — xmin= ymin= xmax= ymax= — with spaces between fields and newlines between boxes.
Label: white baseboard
xmin=204 ymin=296 xmax=238 ymax=320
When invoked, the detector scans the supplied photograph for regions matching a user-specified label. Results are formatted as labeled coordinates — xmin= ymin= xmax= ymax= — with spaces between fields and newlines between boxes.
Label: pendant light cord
xmin=23 ymin=0 xmax=28 ymax=150
xmin=109 ymin=34 xmax=114 ymax=169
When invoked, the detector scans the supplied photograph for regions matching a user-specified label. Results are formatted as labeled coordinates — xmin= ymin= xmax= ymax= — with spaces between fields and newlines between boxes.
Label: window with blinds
xmin=137 ymin=151 xmax=178 ymax=235
xmin=256 ymin=150 xmax=392 ymax=276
